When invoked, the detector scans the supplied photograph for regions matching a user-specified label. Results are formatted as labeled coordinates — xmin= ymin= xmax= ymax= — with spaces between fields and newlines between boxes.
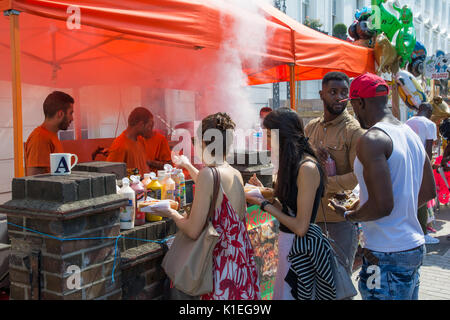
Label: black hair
xmin=128 ymin=107 xmax=152 ymax=127
xmin=440 ymin=118 xmax=450 ymax=140
xmin=322 ymin=72 xmax=350 ymax=86
xmin=263 ymin=108 xmax=324 ymax=212
xmin=43 ymin=91 xmax=74 ymax=118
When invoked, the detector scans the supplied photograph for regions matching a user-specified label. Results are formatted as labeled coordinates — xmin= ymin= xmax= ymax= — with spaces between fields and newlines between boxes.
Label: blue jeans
xmin=358 ymin=245 xmax=426 ymax=300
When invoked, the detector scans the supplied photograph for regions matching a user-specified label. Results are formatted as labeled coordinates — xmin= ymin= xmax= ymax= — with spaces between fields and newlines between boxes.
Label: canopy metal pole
xmin=5 ymin=10 xmax=24 ymax=177
xmin=289 ymin=64 xmax=296 ymax=111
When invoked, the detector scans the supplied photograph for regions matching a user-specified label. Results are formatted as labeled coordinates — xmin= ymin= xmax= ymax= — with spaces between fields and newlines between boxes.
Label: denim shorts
xmin=358 ymin=245 xmax=426 ymax=300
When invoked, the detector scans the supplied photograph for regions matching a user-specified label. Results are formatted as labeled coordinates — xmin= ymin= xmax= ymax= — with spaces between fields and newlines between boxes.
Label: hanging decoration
xmin=408 ymin=41 xmax=427 ymax=77
xmin=392 ymin=4 xmax=416 ymax=69
xmin=374 ymin=33 xmax=399 ymax=75
xmin=395 ymin=70 xmax=427 ymax=110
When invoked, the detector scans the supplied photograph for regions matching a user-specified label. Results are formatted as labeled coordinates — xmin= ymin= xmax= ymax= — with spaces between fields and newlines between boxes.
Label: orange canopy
xmin=0 ymin=0 xmax=374 ymax=88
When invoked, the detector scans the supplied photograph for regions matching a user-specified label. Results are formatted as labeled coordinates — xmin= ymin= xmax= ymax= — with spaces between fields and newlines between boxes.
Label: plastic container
xmin=325 ymin=155 xmax=337 ymax=177
xmin=146 ymin=172 xmax=163 ymax=200
xmin=157 ymin=170 xmax=166 ymax=182
xmin=118 ymin=178 xmax=135 ymax=230
xmin=178 ymin=169 xmax=186 ymax=208
xmin=172 ymin=169 xmax=181 ymax=206
xmin=252 ymin=123 xmax=263 ymax=151
xmin=130 ymin=176 xmax=146 ymax=226
xmin=142 ymin=173 xmax=152 ymax=196
xmin=161 ymin=164 xmax=175 ymax=200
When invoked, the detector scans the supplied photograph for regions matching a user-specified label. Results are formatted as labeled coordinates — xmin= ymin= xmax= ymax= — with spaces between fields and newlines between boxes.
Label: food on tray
xmin=328 ymin=190 xmax=359 ymax=210
xmin=244 ymin=184 xmax=274 ymax=200
xmin=138 ymin=199 xmax=179 ymax=211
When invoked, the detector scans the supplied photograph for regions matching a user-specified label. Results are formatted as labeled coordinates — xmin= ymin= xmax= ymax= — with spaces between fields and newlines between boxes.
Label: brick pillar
xmin=0 ymin=172 xmax=127 ymax=300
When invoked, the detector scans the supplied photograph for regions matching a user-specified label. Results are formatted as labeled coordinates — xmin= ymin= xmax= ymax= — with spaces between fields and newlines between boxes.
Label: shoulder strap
xmin=207 ymin=167 xmax=221 ymax=221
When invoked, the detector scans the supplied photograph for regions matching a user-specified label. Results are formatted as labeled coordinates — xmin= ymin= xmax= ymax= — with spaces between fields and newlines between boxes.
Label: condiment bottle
xmin=130 ymin=175 xmax=146 ymax=226
xmin=142 ymin=173 xmax=152 ymax=197
xmin=147 ymin=172 xmax=162 ymax=200
xmin=118 ymin=178 xmax=135 ymax=230
xmin=161 ymin=164 xmax=175 ymax=200
xmin=178 ymin=169 xmax=186 ymax=208
xmin=172 ymin=169 xmax=181 ymax=206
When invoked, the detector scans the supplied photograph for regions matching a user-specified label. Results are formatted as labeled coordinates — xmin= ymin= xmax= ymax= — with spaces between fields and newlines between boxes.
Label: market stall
xmin=0 ymin=0 xmax=376 ymax=300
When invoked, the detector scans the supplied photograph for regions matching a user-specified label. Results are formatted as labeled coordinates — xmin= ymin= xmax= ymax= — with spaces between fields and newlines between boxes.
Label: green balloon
xmin=393 ymin=4 xmax=416 ymax=68
xmin=370 ymin=0 xmax=402 ymax=41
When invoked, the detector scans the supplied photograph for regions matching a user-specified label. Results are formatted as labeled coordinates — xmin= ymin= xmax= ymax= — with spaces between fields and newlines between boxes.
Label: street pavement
xmin=351 ymin=205 xmax=450 ymax=300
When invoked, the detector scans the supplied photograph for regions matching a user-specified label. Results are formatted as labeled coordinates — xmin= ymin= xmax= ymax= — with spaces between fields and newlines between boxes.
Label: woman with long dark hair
xmin=246 ymin=107 xmax=328 ymax=300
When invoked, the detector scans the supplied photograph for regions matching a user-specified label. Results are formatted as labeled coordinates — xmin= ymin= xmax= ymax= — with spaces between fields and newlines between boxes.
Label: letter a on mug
xmin=55 ymin=157 xmax=70 ymax=174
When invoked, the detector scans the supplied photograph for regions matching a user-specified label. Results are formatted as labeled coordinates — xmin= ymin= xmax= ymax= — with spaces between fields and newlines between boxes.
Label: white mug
xmin=50 ymin=153 xmax=78 ymax=175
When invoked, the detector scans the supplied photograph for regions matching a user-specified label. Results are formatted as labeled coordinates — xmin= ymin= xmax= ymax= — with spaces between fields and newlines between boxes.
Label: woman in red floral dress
xmin=155 ymin=112 xmax=260 ymax=300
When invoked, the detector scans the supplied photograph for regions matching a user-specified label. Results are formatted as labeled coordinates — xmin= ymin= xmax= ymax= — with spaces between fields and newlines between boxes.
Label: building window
xmin=302 ymin=0 xmax=310 ymax=23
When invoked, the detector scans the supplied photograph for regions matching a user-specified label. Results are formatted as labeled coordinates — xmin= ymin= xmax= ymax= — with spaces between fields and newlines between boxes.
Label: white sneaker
xmin=425 ymin=234 xmax=440 ymax=244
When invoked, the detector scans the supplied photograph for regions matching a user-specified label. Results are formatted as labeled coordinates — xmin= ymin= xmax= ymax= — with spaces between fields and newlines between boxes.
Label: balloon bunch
xmin=348 ymin=6 xmax=376 ymax=47
xmin=349 ymin=1 xmax=418 ymax=70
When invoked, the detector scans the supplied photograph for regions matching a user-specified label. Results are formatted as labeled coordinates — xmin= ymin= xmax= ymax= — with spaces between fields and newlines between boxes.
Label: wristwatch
xmin=344 ymin=211 xmax=352 ymax=222
xmin=260 ymin=200 xmax=272 ymax=212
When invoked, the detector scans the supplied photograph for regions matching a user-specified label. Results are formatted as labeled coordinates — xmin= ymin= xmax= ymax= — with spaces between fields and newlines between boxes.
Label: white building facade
xmin=250 ymin=0 xmax=450 ymax=114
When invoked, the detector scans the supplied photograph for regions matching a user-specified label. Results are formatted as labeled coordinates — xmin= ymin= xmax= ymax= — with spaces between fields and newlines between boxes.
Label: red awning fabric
xmin=0 ymin=0 xmax=374 ymax=89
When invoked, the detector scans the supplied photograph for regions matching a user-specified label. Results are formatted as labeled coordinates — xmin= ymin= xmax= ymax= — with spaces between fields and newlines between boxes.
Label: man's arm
xmin=418 ymin=156 xmax=437 ymax=208
xmin=26 ymin=167 xmax=48 ymax=176
xmin=341 ymin=129 xmax=394 ymax=222
xmin=424 ymin=140 xmax=433 ymax=161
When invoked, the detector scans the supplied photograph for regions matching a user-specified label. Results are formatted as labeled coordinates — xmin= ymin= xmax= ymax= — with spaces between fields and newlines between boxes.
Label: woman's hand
xmin=245 ymin=194 xmax=264 ymax=207
xmin=150 ymin=207 xmax=178 ymax=219
xmin=248 ymin=174 xmax=264 ymax=187
xmin=171 ymin=151 xmax=191 ymax=169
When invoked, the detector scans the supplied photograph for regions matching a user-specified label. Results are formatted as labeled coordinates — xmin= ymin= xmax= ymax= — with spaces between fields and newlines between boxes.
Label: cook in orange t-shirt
xmin=25 ymin=91 xmax=74 ymax=176
xmin=141 ymin=130 xmax=172 ymax=173
xmin=106 ymin=107 xmax=153 ymax=175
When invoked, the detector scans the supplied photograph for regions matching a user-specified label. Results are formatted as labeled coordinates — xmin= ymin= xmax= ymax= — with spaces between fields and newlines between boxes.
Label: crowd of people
xmin=154 ymin=72 xmax=440 ymax=300
xmin=23 ymin=71 xmax=446 ymax=300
